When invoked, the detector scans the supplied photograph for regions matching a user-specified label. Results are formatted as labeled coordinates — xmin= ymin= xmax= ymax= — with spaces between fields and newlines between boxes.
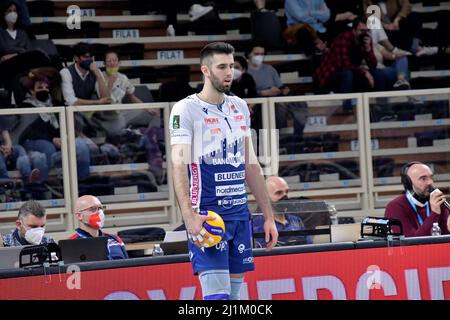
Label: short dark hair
xmin=18 ymin=200 xmax=46 ymax=220
xmin=72 ymin=42 xmax=92 ymax=58
xmin=234 ymin=55 xmax=248 ymax=70
xmin=352 ymin=16 xmax=368 ymax=29
xmin=200 ymin=42 xmax=235 ymax=66
xmin=245 ymin=41 xmax=266 ymax=58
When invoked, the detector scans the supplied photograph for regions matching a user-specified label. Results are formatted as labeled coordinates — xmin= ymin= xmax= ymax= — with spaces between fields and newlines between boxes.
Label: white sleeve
xmin=122 ymin=74 xmax=135 ymax=95
xmin=169 ymin=101 xmax=193 ymax=145
xmin=237 ymin=97 xmax=252 ymax=137
xmin=60 ymin=68 xmax=78 ymax=106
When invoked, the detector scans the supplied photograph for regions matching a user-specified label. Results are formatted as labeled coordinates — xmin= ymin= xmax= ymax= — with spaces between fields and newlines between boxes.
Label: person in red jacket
xmin=385 ymin=161 xmax=450 ymax=237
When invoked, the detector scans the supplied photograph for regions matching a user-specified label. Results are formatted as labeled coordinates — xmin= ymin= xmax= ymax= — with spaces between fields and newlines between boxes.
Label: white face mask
xmin=233 ymin=68 xmax=242 ymax=80
xmin=5 ymin=12 xmax=18 ymax=24
xmin=24 ymin=227 xmax=45 ymax=245
xmin=251 ymin=55 xmax=264 ymax=67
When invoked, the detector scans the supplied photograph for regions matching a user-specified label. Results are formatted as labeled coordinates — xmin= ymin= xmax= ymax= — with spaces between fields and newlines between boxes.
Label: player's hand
xmin=430 ymin=188 xmax=446 ymax=214
xmin=263 ymin=219 xmax=278 ymax=251
xmin=186 ymin=210 xmax=215 ymax=245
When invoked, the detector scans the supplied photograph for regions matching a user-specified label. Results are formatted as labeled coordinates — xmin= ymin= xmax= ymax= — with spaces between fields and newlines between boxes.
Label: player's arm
xmin=244 ymin=136 xmax=278 ymax=250
xmin=171 ymin=144 xmax=211 ymax=236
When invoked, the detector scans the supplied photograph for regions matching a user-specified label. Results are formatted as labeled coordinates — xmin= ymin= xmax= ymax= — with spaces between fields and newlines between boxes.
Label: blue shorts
xmin=188 ymin=220 xmax=255 ymax=275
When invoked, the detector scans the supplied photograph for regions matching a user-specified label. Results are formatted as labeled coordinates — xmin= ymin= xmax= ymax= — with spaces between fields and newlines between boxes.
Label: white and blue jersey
xmin=169 ymin=94 xmax=252 ymax=221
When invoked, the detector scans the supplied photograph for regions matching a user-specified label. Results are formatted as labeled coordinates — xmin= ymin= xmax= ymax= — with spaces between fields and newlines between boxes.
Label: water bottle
xmin=153 ymin=244 xmax=164 ymax=256
xmin=431 ymin=222 xmax=441 ymax=236
xmin=328 ymin=204 xmax=338 ymax=225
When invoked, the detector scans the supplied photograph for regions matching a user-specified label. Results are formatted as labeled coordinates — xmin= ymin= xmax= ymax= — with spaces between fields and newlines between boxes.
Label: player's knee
xmin=199 ymin=269 xmax=230 ymax=300
xmin=229 ymin=275 xmax=244 ymax=300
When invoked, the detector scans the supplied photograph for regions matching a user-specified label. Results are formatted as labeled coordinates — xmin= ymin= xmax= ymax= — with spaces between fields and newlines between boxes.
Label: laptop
xmin=58 ymin=237 xmax=109 ymax=264
xmin=160 ymin=241 xmax=188 ymax=255
xmin=160 ymin=231 xmax=188 ymax=255
xmin=0 ymin=246 xmax=25 ymax=269
xmin=331 ymin=223 xmax=361 ymax=243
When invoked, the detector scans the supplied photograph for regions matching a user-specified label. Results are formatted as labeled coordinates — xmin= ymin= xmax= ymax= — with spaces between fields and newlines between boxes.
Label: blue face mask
xmin=79 ymin=58 xmax=93 ymax=71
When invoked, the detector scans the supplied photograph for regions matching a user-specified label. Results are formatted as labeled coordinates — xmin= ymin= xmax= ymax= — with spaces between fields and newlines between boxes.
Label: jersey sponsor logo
xmin=211 ymin=152 xmax=244 ymax=167
xmin=170 ymin=131 xmax=190 ymax=138
xmin=240 ymin=125 xmax=247 ymax=131
xmin=230 ymin=104 xmax=239 ymax=113
xmin=190 ymin=164 xmax=200 ymax=206
xmin=202 ymin=107 xmax=208 ymax=115
xmin=172 ymin=115 xmax=180 ymax=129
xmin=215 ymin=241 xmax=227 ymax=251
xmin=215 ymin=184 xmax=246 ymax=197
xmin=233 ymin=115 xmax=245 ymax=122
xmin=214 ymin=170 xmax=245 ymax=182
xmin=243 ymin=257 xmax=254 ymax=264
xmin=204 ymin=117 xmax=220 ymax=125
xmin=210 ymin=128 xmax=221 ymax=135
xmin=218 ymin=196 xmax=247 ymax=209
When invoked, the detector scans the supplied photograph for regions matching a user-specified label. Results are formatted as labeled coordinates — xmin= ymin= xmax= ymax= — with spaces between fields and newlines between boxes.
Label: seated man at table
xmin=252 ymin=176 xmax=312 ymax=247
xmin=69 ymin=195 xmax=128 ymax=260
xmin=385 ymin=161 xmax=450 ymax=237
xmin=1 ymin=200 xmax=54 ymax=246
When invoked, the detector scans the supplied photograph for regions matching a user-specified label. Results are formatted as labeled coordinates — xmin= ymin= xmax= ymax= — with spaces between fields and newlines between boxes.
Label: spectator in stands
xmin=94 ymin=50 xmax=163 ymax=183
xmin=0 ymin=0 xmax=50 ymax=91
xmin=97 ymin=51 xmax=144 ymax=105
xmin=283 ymin=0 xmax=330 ymax=54
xmin=229 ymin=55 xmax=257 ymax=99
xmin=70 ymin=195 xmax=129 ymax=260
xmin=385 ymin=161 xmax=450 ymax=237
xmin=325 ymin=0 xmax=362 ymax=42
xmin=0 ymin=116 xmax=42 ymax=184
xmin=60 ymin=42 xmax=111 ymax=106
xmin=371 ymin=24 xmax=412 ymax=90
xmin=158 ymin=0 xmax=215 ymax=36
xmin=363 ymin=0 xmax=438 ymax=56
xmin=1 ymin=200 xmax=54 ymax=246
xmin=253 ymin=176 xmax=312 ymax=247
xmin=313 ymin=16 xmax=386 ymax=109
xmin=247 ymin=43 xmax=307 ymax=139
xmin=18 ymin=74 xmax=91 ymax=181
xmin=247 ymin=43 xmax=289 ymax=97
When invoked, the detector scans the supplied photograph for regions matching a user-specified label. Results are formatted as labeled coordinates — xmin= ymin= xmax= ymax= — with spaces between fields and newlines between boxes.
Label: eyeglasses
xmin=78 ymin=205 xmax=106 ymax=213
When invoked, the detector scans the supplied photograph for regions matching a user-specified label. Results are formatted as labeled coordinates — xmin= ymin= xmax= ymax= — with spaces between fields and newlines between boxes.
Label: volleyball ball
xmin=192 ymin=210 xmax=225 ymax=248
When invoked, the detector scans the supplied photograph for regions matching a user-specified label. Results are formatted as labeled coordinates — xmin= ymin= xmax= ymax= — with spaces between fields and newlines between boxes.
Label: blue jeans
xmin=0 ymin=145 xmax=45 ymax=181
xmin=379 ymin=56 xmax=410 ymax=89
xmin=331 ymin=69 xmax=388 ymax=110
xmin=23 ymin=138 xmax=91 ymax=181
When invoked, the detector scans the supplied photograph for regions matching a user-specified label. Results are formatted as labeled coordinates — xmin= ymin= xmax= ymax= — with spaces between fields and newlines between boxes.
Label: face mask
xmin=105 ymin=67 xmax=119 ymax=76
xmin=251 ymin=55 xmax=264 ymax=67
xmin=5 ymin=12 xmax=18 ymax=24
xmin=36 ymin=90 xmax=50 ymax=102
xmin=233 ymin=68 xmax=242 ymax=80
xmin=79 ymin=58 xmax=93 ymax=71
xmin=24 ymin=227 xmax=45 ymax=245
xmin=84 ymin=210 xmax=105 ymax=229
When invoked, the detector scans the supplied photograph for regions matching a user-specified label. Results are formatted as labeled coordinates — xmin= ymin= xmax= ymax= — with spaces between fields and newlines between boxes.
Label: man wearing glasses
xmin=69 ymin=195 xmax=128 ymax=260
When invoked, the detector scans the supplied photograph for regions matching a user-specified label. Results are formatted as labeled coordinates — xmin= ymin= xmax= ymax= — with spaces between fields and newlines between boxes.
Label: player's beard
xmin=209 ymin=70 xmax=231 ymax=93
